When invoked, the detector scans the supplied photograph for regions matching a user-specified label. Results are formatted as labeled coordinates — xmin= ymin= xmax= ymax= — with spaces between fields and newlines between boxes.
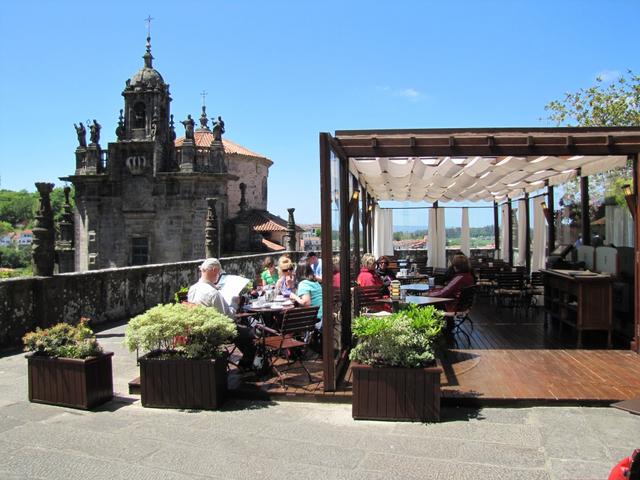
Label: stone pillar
xmin=180 ymin=140 xmax=195 ymax=172
xmin=75 ymin=147 xmax=87 ymax=174
xmin=32 ymin=182 xmax=56 ymax=276
xmin=287 ymin=208 xmax=297 ymax=252
xmin=209 ymin=139 xmax=226 ymax=173
xmin=85 ymin=145 xmax=101 ymax=174
xmin=205 ymin=197 xmax=219 ymax=258
xmin=239 ymin=183 xmax=247 ymax=213
xmin=55 ymin=186 xmax=75 ymax=273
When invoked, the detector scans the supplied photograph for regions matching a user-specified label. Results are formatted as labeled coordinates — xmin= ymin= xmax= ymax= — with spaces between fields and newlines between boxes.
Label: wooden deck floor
xmin=229 ymin=302 xmax=640 ymax=405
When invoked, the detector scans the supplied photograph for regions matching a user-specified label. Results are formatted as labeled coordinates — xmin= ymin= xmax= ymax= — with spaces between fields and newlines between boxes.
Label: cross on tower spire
xmin=200 ymin=90 xmax=208 ymax=108
xmin=143 ymin=15 xmax=154 ymax=68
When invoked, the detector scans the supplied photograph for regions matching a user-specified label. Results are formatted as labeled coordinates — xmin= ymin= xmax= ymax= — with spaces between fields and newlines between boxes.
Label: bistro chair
xmin=445 ymin=285 xmax=476 ymax=345
xmin=353 ymin=284 xmax=386 ymax=314
xmin=258 ymin=305 xmax=320 ymax=387
xmin=495 ymin=271 xmax=525 ymax=311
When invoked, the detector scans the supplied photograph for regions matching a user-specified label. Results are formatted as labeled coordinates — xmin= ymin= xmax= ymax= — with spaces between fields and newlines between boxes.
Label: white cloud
xmin=377 ymin=85 xmax=423 ymax=101
xmin=596 ymin=69 xmax=621 ymax=82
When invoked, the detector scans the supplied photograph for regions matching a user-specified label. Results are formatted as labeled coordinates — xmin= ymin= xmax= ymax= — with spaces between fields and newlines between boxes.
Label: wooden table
xmin=396 ymin=273 xmax=429 ymax=284
xmin=400 ymin=283 xmax=432 ymax=294
xmin=378 ymin=295 xmax=453 ymax=312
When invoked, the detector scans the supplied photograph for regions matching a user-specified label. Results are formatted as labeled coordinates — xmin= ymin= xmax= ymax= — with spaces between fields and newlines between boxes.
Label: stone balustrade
xmin=0 ymin=252 xmax=292 ymax=350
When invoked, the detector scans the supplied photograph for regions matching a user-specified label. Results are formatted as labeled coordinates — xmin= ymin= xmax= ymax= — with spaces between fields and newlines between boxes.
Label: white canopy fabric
xmin=349 ymin=155 xmax=627 ymax=203
xmin=373 ymin=208 xmax=394 ymax=258
xmin=531 ymin=196 xmax=547 ymax=271
xmin=500 ymin=203 xmax=509 ymax=261
xmin=461 ymin=207 xmax=470 ymax=256
xmin=517 ymin=199 xmax=527 ymax=267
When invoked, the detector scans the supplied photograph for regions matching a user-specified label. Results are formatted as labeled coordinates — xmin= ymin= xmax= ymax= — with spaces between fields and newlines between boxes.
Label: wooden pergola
xmin=319 ymin=127 xmax=640 ymax=392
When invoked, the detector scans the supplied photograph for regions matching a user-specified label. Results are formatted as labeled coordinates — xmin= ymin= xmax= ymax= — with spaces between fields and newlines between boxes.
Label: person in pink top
xmin=429 ymin=254 xmax=475 ymax=311
xmin=356 ymin=253 xmax=384 ymax=287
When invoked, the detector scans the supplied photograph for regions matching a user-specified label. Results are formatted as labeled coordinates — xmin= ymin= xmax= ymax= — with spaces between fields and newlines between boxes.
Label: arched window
xmin=133 ymin=102 xmax=146 ymax=129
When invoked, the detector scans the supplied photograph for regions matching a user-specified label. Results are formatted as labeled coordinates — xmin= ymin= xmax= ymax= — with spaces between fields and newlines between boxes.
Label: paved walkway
xmin=0 ymin=322 xmax=638 ymax=479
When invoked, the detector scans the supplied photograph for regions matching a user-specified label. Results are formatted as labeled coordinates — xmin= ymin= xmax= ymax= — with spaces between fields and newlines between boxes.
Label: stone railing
xmin=0 ymin=251 xmax=293 ymax=350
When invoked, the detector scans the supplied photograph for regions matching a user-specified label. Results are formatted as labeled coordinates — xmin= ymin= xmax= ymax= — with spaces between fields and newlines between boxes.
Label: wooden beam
xmin=580 ymin=174 xmax=591 ymax=246
xmin=493 ymin=201 xmax=500 ymax=255
xmin=547 ymin=185 xmax=555 ymax=254
xmin=507 ymin=199 xmax=513 ymax=265
xmin=319 ymin=133 xmax=335 ymax=391
xmin=339 ymin=137 xmax=351 ymax=365
xmin=633 ymin=154 xmax=640 ymax=353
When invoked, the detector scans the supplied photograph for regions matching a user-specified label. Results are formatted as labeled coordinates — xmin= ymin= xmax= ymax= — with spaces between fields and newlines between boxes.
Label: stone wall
xmin=227 ymin=154 xmax=269 ymax=217
xmin=0 ymin=251 xmax=290 ymax=350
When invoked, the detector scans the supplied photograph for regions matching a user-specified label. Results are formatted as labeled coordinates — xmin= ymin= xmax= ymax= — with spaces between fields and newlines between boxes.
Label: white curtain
xmin=500 ymin=203 xmax=509 ymax=261
xmin=605 ymin=205 xmax=634 ymax=247
xmin=517 ymin=199 xmax=527 ymax=266
xmin=373 ymin=208 xmax=394 ymax=258
xmin=427 ymin=208 xmax=437 ymax=267
xmin=461 ymin=207 xmax=470 ymax=256
xmin=531 ymin=196 xmax=547 ymax=271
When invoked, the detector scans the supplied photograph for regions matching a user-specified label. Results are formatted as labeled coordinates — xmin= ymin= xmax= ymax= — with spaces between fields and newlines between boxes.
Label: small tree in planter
xmin=23 ymin=319 xmax=113 ymax=410
xmin=350 ymin=304 xmax=445 ymax=422
xmin=125 ymin=303 xmax=237 ymax=410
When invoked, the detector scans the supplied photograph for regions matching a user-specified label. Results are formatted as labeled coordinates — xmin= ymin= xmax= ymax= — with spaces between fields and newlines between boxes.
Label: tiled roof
xmin=261 ymin=238 xmax=285 ymax=251
xmin=236 ymin=209 xmax=304 ymax=233
xmin=175 ymin=130 xmax=267 ymax=158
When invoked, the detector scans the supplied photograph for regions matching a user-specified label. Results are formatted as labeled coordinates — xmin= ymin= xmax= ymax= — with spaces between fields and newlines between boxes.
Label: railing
xmin=0 ymin=251 xmax=290 ymax=350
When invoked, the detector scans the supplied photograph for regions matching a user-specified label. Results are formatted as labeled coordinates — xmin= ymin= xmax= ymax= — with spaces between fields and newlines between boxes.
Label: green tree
xmin=544 ymin=70 xmax=640 ymax=127
xmin=0 ymin=190 xmax=37 ymax=226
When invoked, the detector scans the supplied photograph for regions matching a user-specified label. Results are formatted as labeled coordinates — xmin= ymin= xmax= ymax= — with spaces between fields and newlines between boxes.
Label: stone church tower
xmin=62 ymin=35 xmax=237 ymax=270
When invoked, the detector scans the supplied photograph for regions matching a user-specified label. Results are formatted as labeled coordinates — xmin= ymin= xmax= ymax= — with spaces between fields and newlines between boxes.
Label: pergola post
xmin=507 ymin=199 xmax=513 ymax=265
xmin=360 ymin=186 xmax=367 ymax=253
xmin=493 ymin=201 xmax=499 ymax=257
xmin=633 ymin=153 xmax=639 ymax=353
xmin=580 ymin=174 xmax=591 ymax=246
xmin=525 ymin=193 xmax=531 ymax=273
xmin=351 ymin=176 xmax=361 ymax=285
xmin=547 ymin=185 xmax=556 ymax=254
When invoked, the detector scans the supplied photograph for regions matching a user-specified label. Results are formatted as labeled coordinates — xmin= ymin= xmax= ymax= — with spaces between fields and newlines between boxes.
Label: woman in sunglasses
xmin=276 ymin=255 xmax=296 ymax=297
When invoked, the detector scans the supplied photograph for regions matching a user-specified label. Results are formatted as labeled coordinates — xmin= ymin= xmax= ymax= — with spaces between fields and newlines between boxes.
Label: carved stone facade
xmin=62 ymin=37 xmax=239 ymax=271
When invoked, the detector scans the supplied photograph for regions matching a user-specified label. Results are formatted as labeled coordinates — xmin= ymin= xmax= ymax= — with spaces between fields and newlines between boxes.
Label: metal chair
xmin=446 ymin=285 xmax=476 ymax=345
xmin=353 ymin=285 xmax=386 ymax=314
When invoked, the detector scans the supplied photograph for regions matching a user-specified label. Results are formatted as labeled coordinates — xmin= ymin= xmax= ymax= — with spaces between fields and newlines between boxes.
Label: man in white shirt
xmin=307 ymin=251 xmax=322 ymax=282
xmin=188 ymin=258 xmax=256 ymax=371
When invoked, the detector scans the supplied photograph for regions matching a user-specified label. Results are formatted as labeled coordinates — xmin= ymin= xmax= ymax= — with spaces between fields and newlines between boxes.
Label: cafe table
xmin=400 ymin=283 xmax=431 ymax=294
xmin=377 ymin=295 xmax=453 ymax=312
xmin=395 ymin=273 xmax=429 ymax=284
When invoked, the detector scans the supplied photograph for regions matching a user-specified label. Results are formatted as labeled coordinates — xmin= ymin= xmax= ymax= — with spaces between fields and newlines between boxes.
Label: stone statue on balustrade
xmin=74 ymin=122 xmax=87 ymax=148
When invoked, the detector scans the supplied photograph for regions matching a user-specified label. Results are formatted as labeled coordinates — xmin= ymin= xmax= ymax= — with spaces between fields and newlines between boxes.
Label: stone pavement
xmin=0 ymin=322 xmax=638 ymax=480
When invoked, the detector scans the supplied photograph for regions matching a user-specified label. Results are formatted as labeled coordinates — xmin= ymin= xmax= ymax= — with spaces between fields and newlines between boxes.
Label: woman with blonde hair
xmin=356 ymin=253 xmax=383 ymax=287
xmin=275 ymin=255 xmax=296 ymax=296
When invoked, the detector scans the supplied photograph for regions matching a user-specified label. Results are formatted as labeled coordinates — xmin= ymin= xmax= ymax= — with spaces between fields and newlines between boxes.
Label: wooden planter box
xmin=27 ymin=352 xmax=114 ymax=410
xmin=352 ymin=361 xmax=443 ymax=422
xmin=139 ymin=353 xmax=228 ymax=410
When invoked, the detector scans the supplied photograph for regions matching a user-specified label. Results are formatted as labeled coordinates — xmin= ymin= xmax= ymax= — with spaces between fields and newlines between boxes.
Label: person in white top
xmin=188 ymin=258 xmax=256 ymax=371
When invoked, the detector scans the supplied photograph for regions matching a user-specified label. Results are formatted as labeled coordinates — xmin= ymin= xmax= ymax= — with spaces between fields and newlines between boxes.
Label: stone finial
xmin=116 ymin=109 xmax=125 ymax=140
xmin=286 ymin=208 xmax=297 ymax=252
xmin=169 ymin=114 xmax=176 ymax=142
xmin=239 ymin=183 xmax=247 ymax=213
xmin=32 ymin=182 xmax=56 ymax=276
xmin=199 ymin=105 xmax=209 ymax=130
xmin=55 ymin=186 xmax=75 ymax=273
xmin=205 ymin=197 xmax=219 ymax=258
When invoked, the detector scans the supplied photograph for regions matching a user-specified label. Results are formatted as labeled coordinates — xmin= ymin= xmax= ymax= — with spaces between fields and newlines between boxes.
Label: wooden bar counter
xmin=541 ymin=269 xmax=613 ymax=348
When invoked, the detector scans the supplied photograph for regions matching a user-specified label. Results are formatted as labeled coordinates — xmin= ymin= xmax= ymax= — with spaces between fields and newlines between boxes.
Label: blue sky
xmin=1 ymin=0 xmax=638 ymax=226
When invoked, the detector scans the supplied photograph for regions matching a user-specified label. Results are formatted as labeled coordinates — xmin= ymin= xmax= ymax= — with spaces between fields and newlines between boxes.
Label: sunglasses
xmin=282 ymin=268 xmax=292 ymax=272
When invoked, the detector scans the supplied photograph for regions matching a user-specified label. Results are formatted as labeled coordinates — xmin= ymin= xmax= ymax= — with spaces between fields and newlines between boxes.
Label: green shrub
xmin=124 ymin=303 xmax=237 ymax=360
xmin=349 ymin=304 xmax=445 ymax=368
xmin=23 ymin=318 xmax=103 ymax=359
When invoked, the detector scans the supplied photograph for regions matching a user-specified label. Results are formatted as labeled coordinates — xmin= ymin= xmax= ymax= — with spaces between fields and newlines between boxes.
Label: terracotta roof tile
xmin=261 ymin=238 xmax=285 ymax=251
xmin=237 ymin=210 xmax=304 ymax=233
xmin=175 ymin=130 xmax=267 ymax=158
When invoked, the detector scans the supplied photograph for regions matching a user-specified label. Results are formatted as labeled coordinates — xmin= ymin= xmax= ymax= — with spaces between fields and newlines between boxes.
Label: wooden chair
xmin=259 ymin=306 xmax=320 ymax=387
xmin=353 ymin=285 xmax=386 ymax=315
xmin=446 ymin=285 xmax=476 ymax=345
xmin=495 ymin=271 xmax=525 ymax=310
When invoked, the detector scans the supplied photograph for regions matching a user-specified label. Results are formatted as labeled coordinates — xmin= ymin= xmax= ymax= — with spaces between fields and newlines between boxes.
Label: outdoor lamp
xmin=540 ymin=201 xmax=552 ymax=224
xmin=622 ymin=184 xmax=636 ymax=217
xmin=351 ymin=190 xmax=360 ymax=201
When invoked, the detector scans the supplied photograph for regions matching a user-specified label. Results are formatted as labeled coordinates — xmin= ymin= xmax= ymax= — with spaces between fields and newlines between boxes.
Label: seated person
xmin=290 ymin=260 xmax=323 ymax=330
xmin=188 ymin=258 xmax=256 ymax=371
xmin=332 ymin=255 xmax=341 ymax=290
xmin=275 ymin=255 xmax=296 ymax=296
xmin=429 ymin=254 xmax=475 ymax=311
xmin=306 ymin=251 xmax=323 ymax=282
xmin=260 ymin=256 xmax=278 ymax=287
xmin=375 ymin=255 xmax=396 ymax=294
xmin=357 ymin=253 xmax=384 ymax=287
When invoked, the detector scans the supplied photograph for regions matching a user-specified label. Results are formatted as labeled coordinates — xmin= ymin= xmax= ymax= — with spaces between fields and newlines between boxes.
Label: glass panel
xmin=554 ymin=178 xmax=581 ymax=248
xmin=589 ymin=164 xmax=634 ymax=247
xmin=329 ymin=149 xmax=342 ymax=367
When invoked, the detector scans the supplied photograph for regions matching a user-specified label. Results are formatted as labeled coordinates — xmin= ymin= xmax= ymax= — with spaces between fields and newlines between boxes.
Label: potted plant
xmin=174 ymin=286 xmax=189 ymax=304
xmin=349 ymin=304 xmax=445 ymax=422
xmin=23 ymin=318 xmax=113 ymax=410
xmin=125 ymin=303 xmax=237 ymax=410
